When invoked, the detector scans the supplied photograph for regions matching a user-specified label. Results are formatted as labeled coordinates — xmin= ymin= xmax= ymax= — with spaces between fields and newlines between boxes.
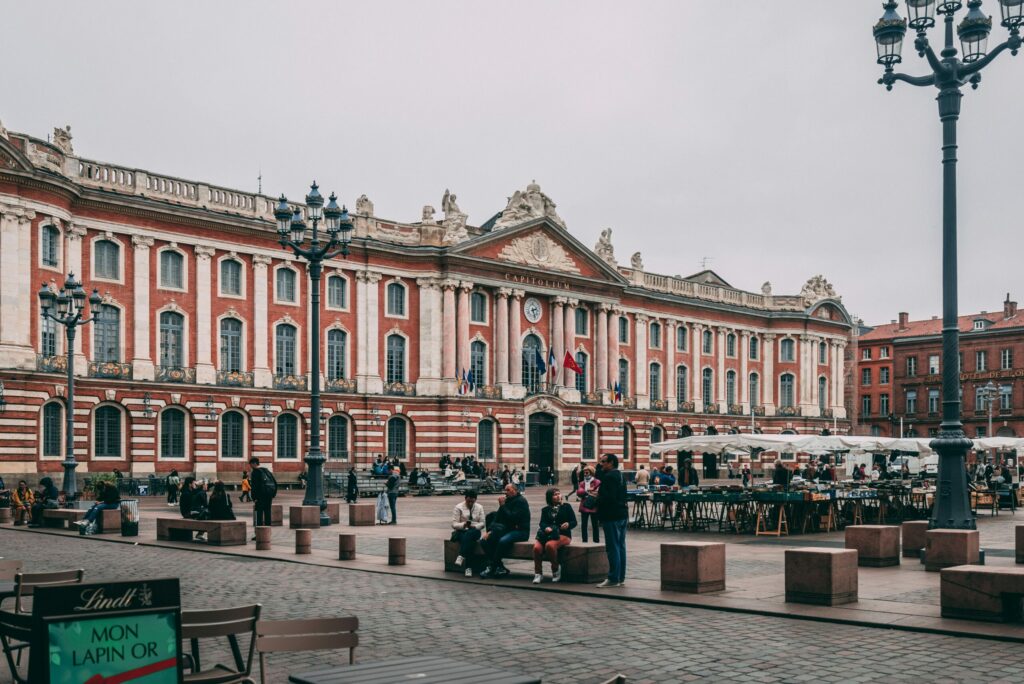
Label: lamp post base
xmin=61 ymin=459 xmax=80 ymax=506
xmin=928 ymin=432 xmax=976 ymax=530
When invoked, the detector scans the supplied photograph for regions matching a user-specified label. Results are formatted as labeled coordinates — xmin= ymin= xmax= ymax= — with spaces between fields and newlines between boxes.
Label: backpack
xmin=260 ymin=468 xmax=278 ymax=499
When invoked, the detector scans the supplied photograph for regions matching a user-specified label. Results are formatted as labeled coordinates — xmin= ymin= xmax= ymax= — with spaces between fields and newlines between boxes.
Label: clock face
xmin=524 ymin=297 xmax=543 ymax=323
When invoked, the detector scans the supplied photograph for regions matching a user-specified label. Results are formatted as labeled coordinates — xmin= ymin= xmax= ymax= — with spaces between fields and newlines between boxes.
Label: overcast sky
xmin=3 ymin=1 xmax=1023 ymax=326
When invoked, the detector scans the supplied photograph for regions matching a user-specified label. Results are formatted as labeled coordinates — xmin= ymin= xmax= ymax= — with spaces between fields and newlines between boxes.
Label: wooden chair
xmin=0 ymin=610 xmax=32 ymax=684
xmin=180 ymin=604 xmax=261 ymax=684
xmin=5 ymin=569 xmax=84 ymax=614
xmin=255 ymin=617 xmax=359 ymax=684
xmin=0 ymin=561 xmax=23 ymax=581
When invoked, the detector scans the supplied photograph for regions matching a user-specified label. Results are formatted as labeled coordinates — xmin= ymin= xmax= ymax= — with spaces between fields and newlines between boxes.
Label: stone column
xmin=634 ymin=314 xmax=649 ymax=409
xmin=131 ymin=235 xmax=155 ymax=380
xmin=551 ymin=297 xmax=566 ymax=386
xmin=763 ymin=334 xmax=776 ymax=415
xmin=252 ymin=255 xmax=272 ymax=388
xmin=356 ymin=270 xmax=383 ymax=394
xmin=508 ymin=290 xmax=524 ymax=393
xmin=66 ymin=224 xmax=88 ymax=374
xmin=692 ymin=323 xmax=703 ymax=412
xmin=664 ymin=321 xmax=676 ymax=411
xmin=715 ymin=327 xmax=728 ymax=412
xmin=607 ymin=308 xmax=620 ymax=397
xmin=0 ymin=205 xmax=35 ymax=369
xmin=495 ymin=288 xmax=511 ymax=387
xmin=563 ymin=299 xmax=578 ymax=389
xmin=416 ymin=278 xmax=443 ymax=396
xmin=740 ymin=331 xmax=750 ymax=413
xmin=456 ymin=281 xmax=472 ymax=378
xmin=799 ymin=335 xmax=817 ymax=415
xmin=441 ymin=279 xmax=457 ymax=382
xmin=830 ymin=340 xmax=841 ymax=412
xmin=836 ymin=342 xmax=848 ymax=419
xmin=596 ymin=304 xmax=609 ymax=393
xmin=194 ymin=245 xmax=216 ymax=384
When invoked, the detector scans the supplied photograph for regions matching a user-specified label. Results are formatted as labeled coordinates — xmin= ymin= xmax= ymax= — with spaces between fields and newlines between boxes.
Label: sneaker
xmin=464 ymin=568 xmax=473 ymax=577
xmin=552 ymin=568 xmax=562 ymax=583
xmin=479 ymin=566 xmax=494 ymax=579
xmin=596 ymin=579 xmax=617 ymax=588
xmin=494 ymin=565 xmax=510 ymax=578
xmin=454 ymin=555 xmax=465 ymax=568
xmin=532 ymin=574 xmax=542 ymax=584
xmin=616 ymin=580 xmax=626 ymax=587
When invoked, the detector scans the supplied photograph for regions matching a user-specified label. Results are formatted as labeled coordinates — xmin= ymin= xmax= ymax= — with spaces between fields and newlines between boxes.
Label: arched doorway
xmin=676 ymin=425 xmax=693 ymax=470
xmin=528 ymin=412 xmax=556 ymax=473
xmin=703 ymin=426 xmax=718 ymax=478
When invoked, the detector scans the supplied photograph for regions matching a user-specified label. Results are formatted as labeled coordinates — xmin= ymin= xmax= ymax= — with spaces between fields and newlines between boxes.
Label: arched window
xmin=575 ymin=351 xmax=588 ymax=393
xmin=649 ymin=322 xmax=662 ymax=348
xmin=94 ymin=405 xmax=122 ymax=458
xmin=386 ymin=335 xmax=406 ymax=383
xmin=649 ymin=363 xmax=661 ymax=401
xmin=387 ymin=416 xmax=408 ymax=460
xmin=702 ymin=329 xmax=713 ymax=354
xmin=276 ymin=268 xmax=296 ymax=302
xmin=220 ymin=318 xmax=242 ymax=372
xmin=749 ymin=372 xmax=760 ymax=407
xmin=159 ymin=250 xmax=184 ymax=289
xmin=780 ymin=373 xmax=795 ymax=407
xmin=522 ymin=334 xmax=542 ymax=392
xmin=618 ymin=359 xmax=629 ymax=396
xmin=749 ymin=336 xmax=759 ymax=359
xmin=676 ymin=325 xmax=687 ymax=351
xmin=221 ymin=411 xmax=245 ymax=459
xmin=276 ymin=413 xmax=299 ymax=459
xmin=618 ymin=316 xmax=629 ymax=343
xmin=41 ymin=315 xmax=57 ymax=357
xmin=726 ymin=370 xmax=737 ymax=406
xmin=780 ymin=338 xmax=796 ymax=362
xmin=327 ymin=330 xmax=347 ymax=381
xmin=328 ymin=415 xmax=349 ymax=460
xmin=582 ymin=422 xmax=597 ymax=460
xmin=95 ymin=240 xmax=120 ymax=279
xmin=470 ymin=292 xmax=487 ymax=323
xmin=42 ymin=402 xmax=62 ymax=457
xmin=677 ymin=425 xmax=693 ymax=439
xmin=41 ymin=225 xmax=60 ymax=267
xmin=623 ymin=423 xmax=634 ymax=461
xmin=159 ymin=311 xmax=184 ymax=367
xmin=651 ymin=425 xmax=664 ymax=445
xmin=477 ymin=420 xmax=495 ymax=459
xmin=95 ymin=307 xmax=121 ymax=363
xmin=702 ymin=368 xmax=714 ymax=403
xmin=726 ymin=333 xmax=736 ymax=357
xmin=327 ymin=275 xmax=346 ymax=309
xmin=676 ymin=366 xmax=688 ymax=402
xmin=818 ymin=376 xmax=828 ymax=410
xmin=275 ymin=324 xmax=296 ymax=376
xmin=220 ymin=259 xmax=242 ymax=296
xmin=160 ymin=408 xmax=186 ymax=459
xmin=470 ymin=340 xmax=486 ymax=386
xmin=386 ymin=282 xmax=406 ymax=316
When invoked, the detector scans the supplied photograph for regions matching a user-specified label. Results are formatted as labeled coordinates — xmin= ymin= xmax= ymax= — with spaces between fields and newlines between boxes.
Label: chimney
xmin=1005 ymin=293 xmax=1017 ymax=319
xmin=931 ymin=315 xmax=938 ymax=320
xmin=898 ymin=311 xmax=909 ymax=330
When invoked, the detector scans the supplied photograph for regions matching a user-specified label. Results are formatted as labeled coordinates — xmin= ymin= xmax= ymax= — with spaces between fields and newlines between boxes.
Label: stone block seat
xmin=941 ymin=566 xmax=1024 ymax=622
xmin=926 ymin=529 xmax=979 ymax=572
xmin=156 ymin=517 xmax=246 ymax=546
xmin=349 ymin=503 xmax=375 ymax=527
xmin=845 ymin=525 xmax=901 ymax=567
xmin=270 ymin=503 xmax=283 ymax=526
xmin=902 ymin=520 xmax=929 ymax=559
xmin=660 ymin=542 xmax=726 ymax=593
xmin=289 ymin=505 xmax=321 ymax=529
xmin=785 ymin=548 xmax=858 ymax=606
xmin=443 ymin=540 xmax=608 ymax=583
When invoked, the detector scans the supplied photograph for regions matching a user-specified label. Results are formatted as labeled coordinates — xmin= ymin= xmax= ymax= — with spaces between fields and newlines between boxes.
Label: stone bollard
xmin=295 ymin=528 xmax=312 ymax=555
xmin=925 ymin=529 xmax=979 ymax=572
xmin=845 ymin=525 xmax=901 ymax=567
xmin=255 ymin=526 xmax=272 ymax=551
xmin=270 ymin=503 xmax=284 ymax=526
xmin=388 ymin=537 xmax=407 ymax=566
xmin=902 ymin=520 xmax=930 ymax=559
xmin=325 ymin=502 xmax=341 ymax=524
xmin=0 ymin=507 xmax=12 ymax=524
xmin=660 ymin=542 xmax=726 ymax=593
xmin=785 ymin=549 xmax=858 ymax=606
xmin=338 ymin=533 xmax=356 ymax=561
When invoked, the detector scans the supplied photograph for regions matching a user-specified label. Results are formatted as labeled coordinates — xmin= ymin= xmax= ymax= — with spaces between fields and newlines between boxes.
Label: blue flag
xmin=533 ymin=347 xmax=547 ymax=374
xmin=467 ymin=370 xmax=475 ymax=391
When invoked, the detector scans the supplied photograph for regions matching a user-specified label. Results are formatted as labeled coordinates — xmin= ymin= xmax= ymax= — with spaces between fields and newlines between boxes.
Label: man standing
xmin=480 ymin=483 xmax=531 ymax=578
xmin=596 ymin=454 xmax=628 ymax=588
xmin=634 ymin=465 xmax=649 ymax=488
xmin=385 ymin=465 xmax=400 ymax=525
xmin=248 ymin=457 xmax=275 ymax=529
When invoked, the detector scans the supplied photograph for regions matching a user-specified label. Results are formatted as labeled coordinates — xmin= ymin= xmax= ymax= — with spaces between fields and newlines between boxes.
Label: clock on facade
xmin=524 ymin=297 xmax=543 ymax=323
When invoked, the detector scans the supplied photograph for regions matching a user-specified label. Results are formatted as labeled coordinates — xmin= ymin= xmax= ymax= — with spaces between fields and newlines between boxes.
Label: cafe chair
xmin=0 ymin=561 xmax=23 ymax=581
xmin=255 ymin=616 xmax=359 ymax=684
xmin=0 ymin=609 xmax=32 ymax=684
xmin=180 ymin=604 xmax=261 ymax=684
xmin=599 ymin=676 xmax=627 ymax=684
xmin=5 ymin=569 xmax=84 ymax=614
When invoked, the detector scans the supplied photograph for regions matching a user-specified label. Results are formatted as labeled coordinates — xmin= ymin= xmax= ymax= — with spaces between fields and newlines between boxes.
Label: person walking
xmin=239 ymin=471 xmax=252 ymax=503
xmin=532 ymin=488 xmax=577 ymax=584
xmin=346 ymin=466 xmax=359 ymax=504
xmin=596 ymin=454 xmax=628 ymax=588
xmin=385 ymin=465 xmax=400 ymax=525
xmin=248 ymin=457 xmax=277 ymax=531
xmin=576 ymin=466 xmax=601 ymax=543
xmin=166 ymin=469 xmax=180 ymax=506
xmin=451 ymin=490 xmax=486 ymax=577
xmin=569 ymin=464 xmax=580 ymax=500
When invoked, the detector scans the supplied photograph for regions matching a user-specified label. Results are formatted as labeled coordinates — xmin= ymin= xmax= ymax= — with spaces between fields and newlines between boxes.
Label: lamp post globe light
xmin=38 ymin=273 xmax=105 ymax=502
xmin=275 ymin=182 xmax=354 ymax=526
xmin=873 ymin=0 xmax=1022 ymax=529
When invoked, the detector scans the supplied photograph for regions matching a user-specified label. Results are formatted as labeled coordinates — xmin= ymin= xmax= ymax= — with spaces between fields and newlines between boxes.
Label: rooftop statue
xmin=494 ymin=180 xmax=565 ymax=229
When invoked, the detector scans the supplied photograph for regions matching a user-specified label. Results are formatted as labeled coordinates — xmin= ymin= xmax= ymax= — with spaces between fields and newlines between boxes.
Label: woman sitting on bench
xmin=533 ymin=488 xmax=577 ymax=584
xmin=75 ymin=481 xmax=121 ymax=533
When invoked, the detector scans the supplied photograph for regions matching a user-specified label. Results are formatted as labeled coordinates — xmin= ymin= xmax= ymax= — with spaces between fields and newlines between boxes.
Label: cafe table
xmin=289 ymin=655 xmax=541 ymax=684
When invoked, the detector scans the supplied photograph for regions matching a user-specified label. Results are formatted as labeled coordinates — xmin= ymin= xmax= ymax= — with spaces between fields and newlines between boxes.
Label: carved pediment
xmin=497 ymin=232 xmax=580 ymax=274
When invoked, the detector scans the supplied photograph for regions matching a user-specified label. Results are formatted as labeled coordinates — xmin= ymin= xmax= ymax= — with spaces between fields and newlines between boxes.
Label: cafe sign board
xmin=30 ymin=577 xmax=182 ymax=684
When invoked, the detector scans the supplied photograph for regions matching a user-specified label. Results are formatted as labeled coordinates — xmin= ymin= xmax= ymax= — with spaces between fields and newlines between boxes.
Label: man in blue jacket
xmin=596 ymin=454 xmax=628 ymax=588
xmin=480 ymin=484 xmax=531 ymax=579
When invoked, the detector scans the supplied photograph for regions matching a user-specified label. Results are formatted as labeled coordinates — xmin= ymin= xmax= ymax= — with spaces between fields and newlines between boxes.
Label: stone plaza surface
xmin=4 ymin=489 xmax=1024 ymax=683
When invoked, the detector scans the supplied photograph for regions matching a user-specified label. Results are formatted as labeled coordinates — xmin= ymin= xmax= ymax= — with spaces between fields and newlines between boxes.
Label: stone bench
xmin=661 ymin=542 xmax=725 ymax=593
xmin=42 ymin=508 xmax=85 ymax=528
xmin=941 ymin=565 xmax=1024 ymax=622
xmin=926 ymin=529 xmax=979 ymax=572
xmin=443 ymin=539 xmax=608 ymax=583
xmin=785 ymin=548 xmax=858 ymax=606
xmin=845 ymin=525 xmax=901 ymax=567
xmin=156 ymin=517 xmax=246 ymax=546
xmin=902 ymin=520 xmax=929 ymax=559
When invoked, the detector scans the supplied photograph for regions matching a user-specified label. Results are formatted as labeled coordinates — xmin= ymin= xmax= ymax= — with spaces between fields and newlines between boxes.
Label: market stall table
xmin=288 ymin=656 xmax=541 ymax=684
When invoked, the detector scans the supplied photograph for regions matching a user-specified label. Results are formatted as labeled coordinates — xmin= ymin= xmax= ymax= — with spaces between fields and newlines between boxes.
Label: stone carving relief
xmin=421 ymin=205 xmax=436 ymax=224
xmin=630 ymin=252 xmax=643 ymax=270
xmin=800 ymin=275 xmax=838 ymax=304
xmin=497 ymin=232 xmax=581 ymax=274
xmin=53 ymin=125 xmax=74 ymax=155
xmin=441 ymin=189 xmax=469 ymax=244
xmin=494 ymin=181 xmax=565 ymax=229
xmin=594 ymin=228 xmax=616 ymax=266
xmin=355 ymin=194 xmax=374 ymax=215
xmin=761 ymin=281 xmax=772 ymax=296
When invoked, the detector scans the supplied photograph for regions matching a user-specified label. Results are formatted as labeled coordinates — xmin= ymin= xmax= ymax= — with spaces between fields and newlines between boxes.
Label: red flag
xmin=563 ymin=350 xmax=583 ymax=374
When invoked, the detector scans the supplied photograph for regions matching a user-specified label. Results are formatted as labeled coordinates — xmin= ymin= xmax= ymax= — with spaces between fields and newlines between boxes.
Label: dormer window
xmin=973 ymin=319 xmax=990 ymax=330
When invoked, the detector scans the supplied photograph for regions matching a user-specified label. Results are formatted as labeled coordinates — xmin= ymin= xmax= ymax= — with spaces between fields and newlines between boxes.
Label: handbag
xmin=583 ymin=495 xmax=598 ymax=510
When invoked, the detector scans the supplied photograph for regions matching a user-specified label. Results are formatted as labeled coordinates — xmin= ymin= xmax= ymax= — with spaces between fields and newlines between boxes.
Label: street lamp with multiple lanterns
xmin=873 ymin=0 xmax=1022 ymax=529
xmin=274 ymin=182 xmax=354 ymax=526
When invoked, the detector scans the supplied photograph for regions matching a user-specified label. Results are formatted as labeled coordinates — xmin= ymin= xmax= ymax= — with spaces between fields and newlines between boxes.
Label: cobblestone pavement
xmin=4 ymin=529 xmax=1024 ymax=684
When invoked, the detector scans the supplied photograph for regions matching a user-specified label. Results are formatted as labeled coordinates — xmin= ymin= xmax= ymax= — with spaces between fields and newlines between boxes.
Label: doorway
xmin=528 ymin=412 xmax=556 ymax=473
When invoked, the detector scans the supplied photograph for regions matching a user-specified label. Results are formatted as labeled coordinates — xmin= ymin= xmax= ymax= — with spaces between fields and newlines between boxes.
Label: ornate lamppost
xmin=873 ymin=0 xmax=1023 ymax=529
xmin=275 ymin=183 xmax=353 ymax=526
xmin=38 ymin=274 xmax=105 ymax=501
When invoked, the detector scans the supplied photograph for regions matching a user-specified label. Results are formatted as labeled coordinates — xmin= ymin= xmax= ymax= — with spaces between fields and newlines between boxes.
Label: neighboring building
xmin=0 ymin=121 xmax=854 ymax=482
xmin=858 ymin=296 xmax=1024 ymax=440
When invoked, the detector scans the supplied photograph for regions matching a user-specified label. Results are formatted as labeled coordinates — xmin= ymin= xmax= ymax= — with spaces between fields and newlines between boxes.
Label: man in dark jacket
xmin=385 ymin=466 xmax=400 ymax=525
xmin=480 ymin=484 xmax=531 ymax=578
xmin=29 ymin=476 xmax=60 ymax=527
xmin=346 ymin=467 xmax=359 ymax=503
xmin=248 ymin=457 xmax=274 ymax=528
xmin=596 ymin=454 xmax=628 ymax=588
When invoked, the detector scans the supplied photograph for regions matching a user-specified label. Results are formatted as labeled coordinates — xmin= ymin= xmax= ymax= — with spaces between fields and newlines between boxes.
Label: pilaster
xmin=596 ymin=303 xmax=609 ymax=393
xmin=456 ymin=281 xmax=472 ymax=378
xmin=416 ymin=278 xmax=443 ymax=396
xmin=131 ymin=235 xmax=155 ymax=380
xmin=507 ymin=290 xmax=525 ymax=398
xmin=194 ymin=245 xmax=216 ymax=384
xmin=692 ymin=323 xmax=703 ymax=412
xmin=665 ymin=320 xmax=677 ymax=411
xmin=0 ymin=205 xmax=37 ymax=369
xmin=252 ymin=255 xmax=272 ymax=388
xmin=551 ymin=296 xmax=566 ymax=386
xmin=740 ymin=331 xmax=750 ymax=413
xmin=496 ymin=287 xmax=511 ymax=389
xmin=66 ymin=224 xmax=88 ymax=374
xmin=634 ymin=313 xmax=649 ymax=410
xmin=356 ymin=270 xmax=383 ymax=394
xmin=763 ymin=334 xmax=776 ymax=415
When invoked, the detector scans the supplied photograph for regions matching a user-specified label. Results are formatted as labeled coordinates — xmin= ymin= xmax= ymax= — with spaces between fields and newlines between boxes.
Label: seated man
xmin=451 ymin=490 xmax=485 ymax=577
xmin=75 ymin=481 xmax=121 ymax=533
xmin=480 ymin=484 xmax=531 ymax=578
xmin=11 ymin=480 xmax=34 ymax=526
xmin=29 ymin=476 xmax=59 ymax=527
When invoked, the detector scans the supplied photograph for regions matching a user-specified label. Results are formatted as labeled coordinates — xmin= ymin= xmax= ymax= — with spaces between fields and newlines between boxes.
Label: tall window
xmin=42 ymin=403 xmax=62 ymax=457
xmin=651 ymin=426 xmax=664 ymax=446
xmin=623 ymin=423 xmax=634 ymax=461
xmin=470 ymin=340 xmax=486 ymax=386
xmin=749 ymin=373 xmax=760 ymax=407
xmin=676 ymin=366 xmax=688 ymax=402
xmin=94 ymin=406 xmax=122 ymax=458
xmin=41 ymin=225 xmax=60 ymax=267
xmin=1002 ymin=348 xmax=1014 ymax=370
xmin=618 ymin=316 xmax=629 ymax=343
xmin=581 ymin=423 xmax=596 ymax=460
xmin=95 ymin=307 xmax=120 ymax=363
xmin=159 ymin=311 xmax=184 ymax=367
xmin=41 ymin=315 xmax=57 ymax=357
xmin=726 ymin=333 xmax=736 ymax=357
xmin=880 ymin=367 xmax=890 ymax=384
xmin=477 ymin=420 xmax=494 ymax=459
xmin=219 ymin=318 xmax=242 ymax=372
xmin=649 ymin=363 xmax=661 ymax=401
xmin=276 ymin=268 xmax=296 ymax=302
xmin=702 ymin=368 xmax=714 ymax=403
xmin=523 ymin=335 xmax=542 ymax=392
xmin=386 ymin=335 xmax=406 ymax=383
xmin=575 ymin=308 xmax=588 ymax=335
xmin=779 ymin=373 xmax=795 ymax=408
xmin=907 ymin=356 xmax=918 ymax=377
xmin=327 ymin=275 xmax=346 ymax=308
xmin=818 ymin=341 xmax=827 ymax=364
xmin=862 ymin=368 xmax=871 ymax=386
xmin=976 ymin=350 xmax=987 ymax=371
xmin=326 ymin=329 xmax=347 ymax=381
xmin=649 ymin=322 xmax=661 ymax=348
xmin=726 ymin=370 xmax=736 ymax=406
xmin=928 ymin=388 xmax=940 ymax=413
xmin=906 ymin=390 xmax=917 ymax=414
xmin=880 ymin=346 xmax=890 ymax=359
xmin=95 ymin=240 xmax=120 ymax=279
xmin=702 ymin=330 xmax=713 ymax=354
xmin=880 ymin=393 xmax=890 ymax=416
xmin=862 ymin=395 xmax=872 ymax=416
xmin=160 ymin=250 xmax=184 ymax=289
xmin=862 ymin=348 xmax=872 ymax=360
xmin=818 ymin=377 xmax=828 ymax=410
xmin=220 ymin=259 xmax=242 ymax=296
xmin=275 ymin=324 xmax=296 ymax=376
xmin=780 ymin=339 xmax=795 ymax=362
xmin=975 ymin=386 xmax=989 ymax=412
xmin=676 ymin=325 xmax=687 ymax=351
xmin=928 ymin=355 xmax=940 ymax=374
xmin=386 ymin=282 xmax=406 ymax=316
xmin=160 ymin=408 xmax=186 ymax=459
xmin=221 ymin=411 xmax=244 ymax=459
xmin=276 ymin=414 xmax=299 ymax=459
xmin=575 ymin=351 xmax=588 ymax=393
xmin=470 ymin=292 xmax=487 ymax=323
xmin=328 ymin=415 xmax=349 ymax=460
xmin=387 ymin=417 xmax=408 ymax=459
xmin=749 ymin=336 xmax=759 ymax=359
xmin=618 ymin=359 xmax=629 ymax=395
xmin=1000 ymin=384 xmax=1013 ymax=411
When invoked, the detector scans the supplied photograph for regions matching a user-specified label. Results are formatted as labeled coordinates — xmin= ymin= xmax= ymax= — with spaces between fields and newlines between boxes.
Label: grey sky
xmin=3 ymin=1 xmax=1022 ymax=326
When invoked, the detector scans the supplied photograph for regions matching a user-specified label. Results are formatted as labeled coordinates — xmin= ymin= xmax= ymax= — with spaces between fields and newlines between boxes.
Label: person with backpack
xmin=385 ymin=464 xmax=400 ymax=525
xmin=248 ymin=457 xmax=277 ymax=529
xmin=166 ymin=469 xmax=180 ymax=506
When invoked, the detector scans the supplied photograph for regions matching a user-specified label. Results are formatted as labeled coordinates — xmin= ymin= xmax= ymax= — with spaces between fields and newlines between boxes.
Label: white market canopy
xmin=648 ymin=434 xmax=1024 ymax=457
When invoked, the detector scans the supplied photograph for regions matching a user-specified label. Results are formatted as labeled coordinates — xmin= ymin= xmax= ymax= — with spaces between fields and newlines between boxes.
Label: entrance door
xmin=528 ymin=412 xmax=556 ymax=473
